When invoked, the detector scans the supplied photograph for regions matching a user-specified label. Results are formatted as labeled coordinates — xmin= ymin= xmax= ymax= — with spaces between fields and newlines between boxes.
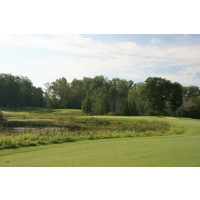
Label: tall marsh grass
xmin=0 ymin=119 xmax=185 ymax=149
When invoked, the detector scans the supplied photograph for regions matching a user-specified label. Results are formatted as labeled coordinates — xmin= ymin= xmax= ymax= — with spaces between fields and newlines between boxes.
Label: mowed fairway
xmin=0 ymin=116 xmax=200 ymax=166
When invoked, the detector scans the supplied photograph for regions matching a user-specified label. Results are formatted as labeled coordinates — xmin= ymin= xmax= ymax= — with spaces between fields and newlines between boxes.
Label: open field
xmin=0 ymin=108 xmax=200 ymax=166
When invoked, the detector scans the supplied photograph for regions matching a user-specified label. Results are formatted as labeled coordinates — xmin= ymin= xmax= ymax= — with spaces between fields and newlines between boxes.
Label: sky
xmin=0 ymin=34 xmax=200 ymax=88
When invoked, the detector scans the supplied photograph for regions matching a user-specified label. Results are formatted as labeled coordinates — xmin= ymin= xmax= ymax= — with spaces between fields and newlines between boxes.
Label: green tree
xmin=144 ymin=77 xmax=182 ymax=115
xmin=128 ymin=83 xmax=148 ymax=115
xmin=91 ymin=87 xmax=109 ymax=115
xmin=182 ymin=86 xmax=200 ymax=98
xmin=168 ymin=82 xmax=183 ymax=114
xmin=32 ymin=87 xmax=45 ymax=107
xmin=0 ymin=74 xmax=20 ymax=108
xmin=70 ymin=79 xmax=85 ymax=109
xmin=0 ymin=73 xmax=44 ymax=108
xmin=107 ymin=78 xmax=133 ymax=115
xmin=17 ymin=76 xmax=34 ymax=107
xmin=44 ymin=77 xmax=72 ymax=108
xmin=177 ymin=86 xmax=200 ymax=119
xmin=51 ymin=77 xmax=71 ymax=108
xmin=144 ymin=77 xmax=170 ymax=115
xmin=81 ymin=96 xmax=92 ymax=115
xmin=44 ymin=82 xmax=57 ymax=108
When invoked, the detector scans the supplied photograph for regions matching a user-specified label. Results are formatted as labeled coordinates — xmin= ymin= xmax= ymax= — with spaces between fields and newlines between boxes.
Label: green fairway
xmin=0 ymin=115 xmax=200 ymax=167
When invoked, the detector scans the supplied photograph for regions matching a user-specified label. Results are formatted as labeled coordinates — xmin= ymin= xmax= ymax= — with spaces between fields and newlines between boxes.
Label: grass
xmin=2 ymin=107 xmax=83 ymax=120
xmin=1 ymin=132 xmax=200 ymax=166
xmin=0 ymin=108 xmax=200 ymax=166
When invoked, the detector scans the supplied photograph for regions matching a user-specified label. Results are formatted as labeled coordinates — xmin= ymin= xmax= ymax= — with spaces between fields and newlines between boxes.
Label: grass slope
xmin=0 ymin=116 xmax=200 ymax=167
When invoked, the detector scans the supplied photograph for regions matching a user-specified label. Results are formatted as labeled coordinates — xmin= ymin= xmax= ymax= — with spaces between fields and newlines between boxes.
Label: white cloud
xmin=150 ymin=38 xmax=162 ymax=44
xmin=0 ymin=34 xmax=200 ymax=87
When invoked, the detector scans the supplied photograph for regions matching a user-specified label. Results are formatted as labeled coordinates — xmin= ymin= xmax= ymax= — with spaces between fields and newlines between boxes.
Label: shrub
xmin=176 ymin=107 xmax=200 ymax=119
xmin=0 ymin=111 xmax=6 ymax=130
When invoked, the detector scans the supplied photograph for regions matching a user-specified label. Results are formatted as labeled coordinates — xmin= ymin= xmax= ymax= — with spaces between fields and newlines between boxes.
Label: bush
xmin=0 ymin=111 xmax=6 ymax=129
xmin=0 ymin=111 xmax=4 ymax=120
xmin=176 ymin=107 xmax=200 ymax=119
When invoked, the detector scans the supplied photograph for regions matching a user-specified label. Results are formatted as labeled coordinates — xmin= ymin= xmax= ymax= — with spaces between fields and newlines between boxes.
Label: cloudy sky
xmin=0 ymin=34 xmax=200 ymax=87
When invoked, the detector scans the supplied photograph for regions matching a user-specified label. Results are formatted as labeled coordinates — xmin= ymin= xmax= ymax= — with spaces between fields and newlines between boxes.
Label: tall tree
xmin=144 ymin=77 xmax=170 ymax=115
xmin=169 ymin=82 xmax=183 ymax=114
xmin=128 ymin=83 xmax=148 ymax=115
xmin=91 ymin=87 xmax=109 ymax=115
xmin=70 ymin=79 xmax=85 ymax=109
xmin=177 ymin=85 xmax=200 ymax=118
xmin=50 ymin=77 xmax=72 ymax=108
xmin=81 ymin=96 xmax=92 ymax=115
xmin=107 ymin=78 xmax=133 ymax=115
xmin=17 ymin=76 xmax=34 ymax=107
xmin=144 ymin=77 xmax=182 ymax=115
xmin=0 ymin=73 xmax=44 ymax=108
xmin=32 ymin=87 xmax=45 ymax=107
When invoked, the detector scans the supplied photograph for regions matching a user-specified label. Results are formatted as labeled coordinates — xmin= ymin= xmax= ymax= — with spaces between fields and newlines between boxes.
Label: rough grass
xmin=0 ymin=109 xmax=185 ymax=149
xmin=2 ymin=108 xmax=83 ymax=120
xmin=0 ymin=119 xmax=180 ymax=149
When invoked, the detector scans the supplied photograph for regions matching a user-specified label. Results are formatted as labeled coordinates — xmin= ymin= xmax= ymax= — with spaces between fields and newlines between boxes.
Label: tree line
xmin=0 ymin=73 xmax=200 ymax=118
xmin=0 ymin=73 xmax=44 ymax=108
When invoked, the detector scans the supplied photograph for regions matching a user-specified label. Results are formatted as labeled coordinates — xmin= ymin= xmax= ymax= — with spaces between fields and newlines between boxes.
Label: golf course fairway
xmin=0 ymin=116 xmax=200 ymax=167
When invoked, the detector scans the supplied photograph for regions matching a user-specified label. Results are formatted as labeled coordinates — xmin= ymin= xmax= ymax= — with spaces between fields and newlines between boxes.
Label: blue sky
xmin=0 ymin=34 xmax=200 ymax=87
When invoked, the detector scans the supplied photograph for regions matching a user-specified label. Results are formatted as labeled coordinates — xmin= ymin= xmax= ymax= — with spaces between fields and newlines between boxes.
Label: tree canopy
xmin=0 ymin=73 xmax=44 ymax=108
xmin=0 ymin=73 xmax=200 ymax=118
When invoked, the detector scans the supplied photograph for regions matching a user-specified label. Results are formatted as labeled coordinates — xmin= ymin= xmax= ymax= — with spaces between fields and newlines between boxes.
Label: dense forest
xmin=0 ymin=73 xmax=200 ymax=118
